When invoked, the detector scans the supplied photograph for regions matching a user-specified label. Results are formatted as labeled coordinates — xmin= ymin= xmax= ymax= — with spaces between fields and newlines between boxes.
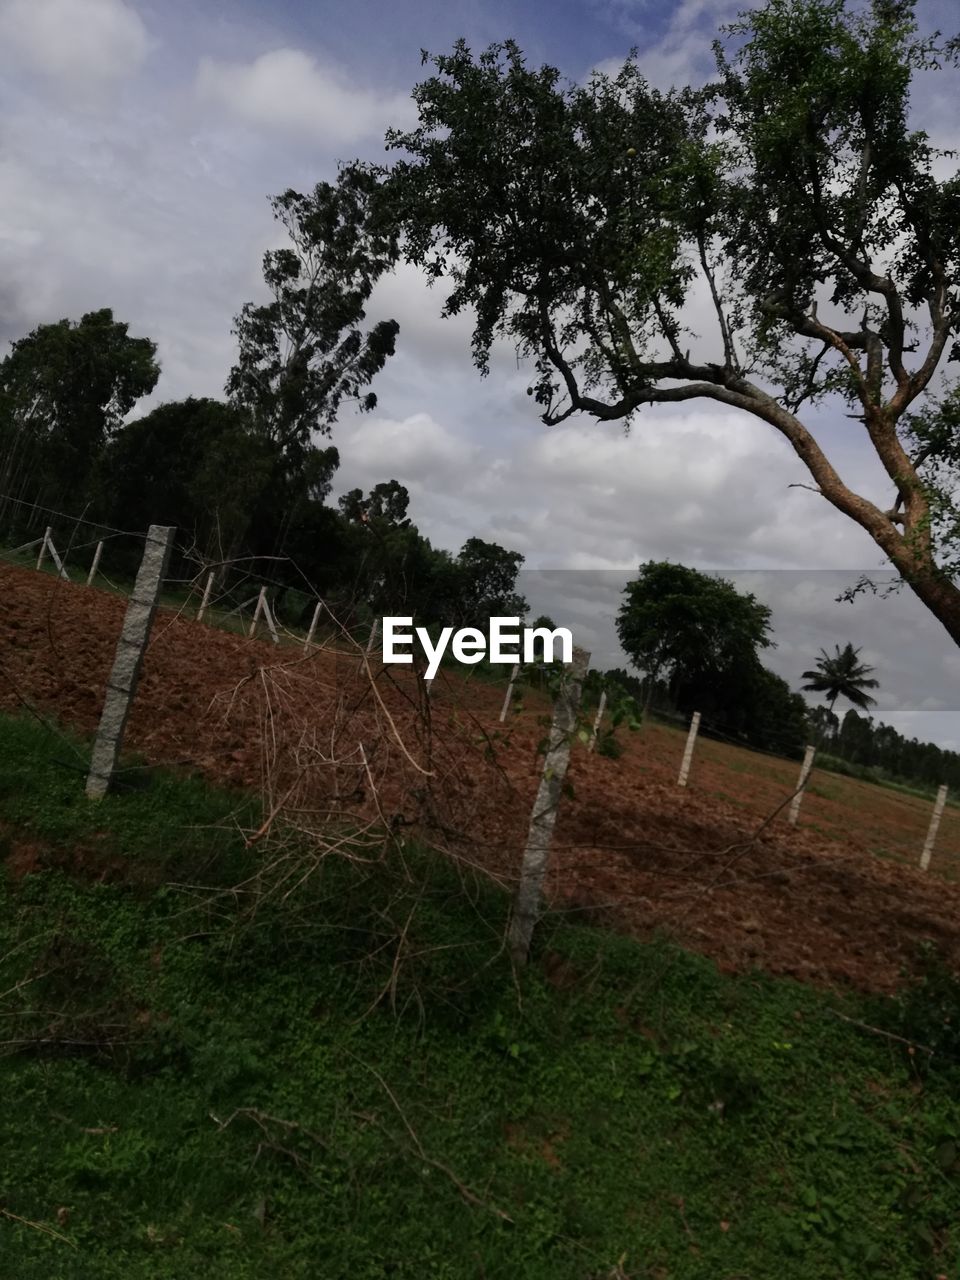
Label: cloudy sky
xmin=1 ymin=0 xmax=958 ymax=747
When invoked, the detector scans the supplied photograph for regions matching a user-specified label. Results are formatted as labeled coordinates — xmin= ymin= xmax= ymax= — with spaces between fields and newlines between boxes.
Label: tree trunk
xmin=903 ymin=572 xmax=960 ymax=649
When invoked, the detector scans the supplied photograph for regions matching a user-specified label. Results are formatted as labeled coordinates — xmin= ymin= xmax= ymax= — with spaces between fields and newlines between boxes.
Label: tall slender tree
xmin=227 ymin=166 xmax=401 ymax=558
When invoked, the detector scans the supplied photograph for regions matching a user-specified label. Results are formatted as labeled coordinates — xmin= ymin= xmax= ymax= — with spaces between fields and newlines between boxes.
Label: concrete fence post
xmin=248 ymin=586 xmax=267 ymax=638
xmin=499 ymin=663 xmax=520 ymax=723
xmin=247 ymin=587 xmax=279 ymax=644
xmin=86 ymin=540 xmax=104 ymax=587
xmin=85 ymin=525 xmax=174 ymax=800
xmin=37 ymin=530 xmax=69 ymax=579
xmin=787 ymin=744 xmax=817 ymax=827
xmin=588 ymin=690 xmax=607 ymax=753
xmin=196 ymin=570 xmax=214 ymax=622
xmin=304 ymin=600 xmax=323 ymax=652
xmin=920 ymin=784 xmax=949 ymax=872
xmin=677 ymin=711 xmax=701 ymax=788
xmin=508 ymin=646 xmax=590 ymax=967
xmin=36 ymin=527 xmax=51 ymax=571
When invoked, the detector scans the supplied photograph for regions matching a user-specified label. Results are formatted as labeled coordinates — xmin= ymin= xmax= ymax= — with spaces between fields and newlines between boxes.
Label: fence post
xmin=36 ymin=527 xmax=51 ymax=571
xmin=920 ymin=784 xmax=949 ymax=872
xmin=366 ymin=617 xmax=380 ymax=655
xmin=787 ymin=744 xmax=817 ymax=827
xmin=86 ymin=540 xmax=104 ymax=587
xmin=196 ymin=570 xmax=214 ymax=622
xmin=248 ymin=588 xmax=277 ymax=650
xmin=260 ymin=596 xmax=280 ymax=644
xmin=508 ymin=646 xmax=590 ymax=967
xmin=248 ymin=587 xmax=267 ymax=638
xmin=304 ymin=600 xmax=323 ymax=652
xmin=677 ymin=711 xmax=701 ymax=787
xmin=499 ymin=663 xmax=520 ymax=723
xmin=85 ymin=525 xmax=174 ymax=800
xmin=48 ymin=539 xmax=68 ymax=579
xmin=588 ymin=690 xmax=607 ymax=753
xmin=248 ymin=586 xmax=266 ymax=637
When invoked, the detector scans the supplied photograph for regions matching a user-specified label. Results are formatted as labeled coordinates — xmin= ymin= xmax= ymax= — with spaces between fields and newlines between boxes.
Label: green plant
xmin=596 ymin=733 xmax=622 ymax=759
xmin=883 ymin=943 xmax=960 ymax=1070
xmin=2 ymin=710 xmax=960 ymax=1278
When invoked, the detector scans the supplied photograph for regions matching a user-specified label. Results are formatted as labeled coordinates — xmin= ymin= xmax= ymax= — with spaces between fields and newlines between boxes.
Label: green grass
xmin=1 ymin=712 xmax=960 ymax=1278
xmin=816 ymin=753 xmax=960 ymax=808
xmin=0 ymin=714 xmax=256 ymax=885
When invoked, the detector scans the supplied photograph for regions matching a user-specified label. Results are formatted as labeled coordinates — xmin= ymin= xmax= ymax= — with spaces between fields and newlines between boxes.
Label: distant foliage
xmin=0 ymin=309 xmax=159 ymax=532
xmin=616 ymin=561 xmax=807 ymax=757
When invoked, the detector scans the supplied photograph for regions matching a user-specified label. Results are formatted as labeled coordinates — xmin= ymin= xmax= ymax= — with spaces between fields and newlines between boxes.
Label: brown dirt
xmin=2 ymin=561 xmax=960 ymax=995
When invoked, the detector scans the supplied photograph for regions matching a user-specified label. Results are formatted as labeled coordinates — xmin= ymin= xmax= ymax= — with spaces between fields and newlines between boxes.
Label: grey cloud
xmin=1 ymin=0 xmax=957 ymax=754
xmin=514 ymin=568 xmax=960 ymax=748
xmin=0 ymin=0 xmax=151 ymax=90
xmin=195 ymin=48 xmax=417 ymax=146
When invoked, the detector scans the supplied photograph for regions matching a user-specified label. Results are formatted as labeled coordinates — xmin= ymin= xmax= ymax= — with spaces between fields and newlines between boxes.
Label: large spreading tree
xmin=0 ymin=309 xmax=159 ymax=528
xmin=617 ymin=561 xmax=774 ymax=699
xmin=347 ymin=0 xmax=960 ymax=645
xmin=615 ymin=561 xmax=809 ymax=752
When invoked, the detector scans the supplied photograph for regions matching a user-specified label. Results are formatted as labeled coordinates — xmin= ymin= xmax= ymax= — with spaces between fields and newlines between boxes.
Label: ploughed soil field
xmin=2 ymin=559 xmax=960 ymax=995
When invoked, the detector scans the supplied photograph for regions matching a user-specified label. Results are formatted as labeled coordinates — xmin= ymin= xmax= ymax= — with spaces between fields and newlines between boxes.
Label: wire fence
xmin=0 ymin=501 xmax=958 ymax=886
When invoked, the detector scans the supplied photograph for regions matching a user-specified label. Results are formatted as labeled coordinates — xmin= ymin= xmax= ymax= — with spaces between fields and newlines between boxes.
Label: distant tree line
xmin=811 ymin=706 xmax=960 ymax=794
xmin=0 ymin=307 xmax=527 ymax=634
xmin=0 ymin=177 xmax=531 ymax=635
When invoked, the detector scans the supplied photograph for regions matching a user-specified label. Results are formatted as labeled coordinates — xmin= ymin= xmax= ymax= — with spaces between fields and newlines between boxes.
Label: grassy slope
xmin=1 ymin=713 xmax=959 ymax=1279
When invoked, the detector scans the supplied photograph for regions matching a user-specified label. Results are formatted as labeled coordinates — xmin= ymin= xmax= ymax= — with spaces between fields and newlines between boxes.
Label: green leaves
xmin=384 ymin=41 xmax=702 ymax=409
xmin=800 ymin=643 xmax=880 ymax=713
xmin=0 ymin=309 xmax=160 ymax=516
xmin=228 ymin=167 xmax=401 ymax=454
xmin=616 ymin=560 xmax=773 ymax=692
xmin=359 ymin=7 xmax=960 ymax=653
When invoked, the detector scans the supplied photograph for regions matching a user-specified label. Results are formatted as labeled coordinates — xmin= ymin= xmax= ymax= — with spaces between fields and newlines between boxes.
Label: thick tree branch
xmin=538 ymin=331 xmax=914 ymax=568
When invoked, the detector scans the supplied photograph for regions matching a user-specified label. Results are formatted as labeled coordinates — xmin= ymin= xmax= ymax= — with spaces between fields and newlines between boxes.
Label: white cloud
xmin=333 ymin=399 xmax=877 ymax=575
xmin=0 ymin=0 xmax=956 ymax=749
xmin=0 ymin=0 xmax=150 ymax=86
xmin=195 ymin=48 xmax=416 ymax=146
xmin=334 ymin=412 xmax=477 ymax=489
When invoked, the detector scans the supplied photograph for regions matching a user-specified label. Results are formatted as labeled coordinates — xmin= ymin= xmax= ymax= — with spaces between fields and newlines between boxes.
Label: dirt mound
xmin=2 ymin=561 xmax=959 ymax=994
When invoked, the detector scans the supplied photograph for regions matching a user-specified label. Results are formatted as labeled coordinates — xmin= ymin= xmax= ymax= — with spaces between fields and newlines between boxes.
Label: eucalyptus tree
xmin=227 ymin=167 xmax=401 ymax=555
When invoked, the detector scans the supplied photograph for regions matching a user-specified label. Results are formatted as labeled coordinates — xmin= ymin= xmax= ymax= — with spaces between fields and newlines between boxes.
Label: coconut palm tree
xmin=800 ymin=644 xmax=880 ymax=746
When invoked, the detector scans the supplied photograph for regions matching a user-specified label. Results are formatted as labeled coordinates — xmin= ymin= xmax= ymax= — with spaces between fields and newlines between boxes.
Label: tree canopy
xmin=0 ymin=309 xmax=159 ymax=524
xmin=356 ymin=0 xmax=960 ymax=647
xmin=97 ymin=397 xmax=273 ymax=564
xmin=228 ymin=172 xmax=400 ymax=459
xmin=616 ymin=561 xmax=810 ymax=754
xmin=801 ymin=642 xmax=880 ymax=713
xmin=617 ymin=562 xmax=773 ymax=693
